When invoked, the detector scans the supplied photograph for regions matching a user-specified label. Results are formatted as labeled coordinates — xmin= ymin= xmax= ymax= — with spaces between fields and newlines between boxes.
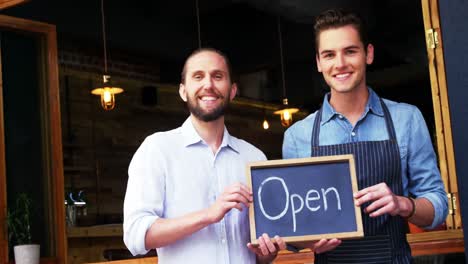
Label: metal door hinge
xmin=426 ymin=28 xmax=439 ymax=49
xmin=447 ymin=192 xmax=457 ymax=215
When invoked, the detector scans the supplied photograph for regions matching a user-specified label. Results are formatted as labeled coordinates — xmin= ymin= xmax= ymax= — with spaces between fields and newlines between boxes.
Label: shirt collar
xmin=367 ymin=88 xmax=384 ymax=117
xmin=320 ymin=87 xmax=384 ymax=125
xmin=180 ymin=116 xmax=240 ymax=153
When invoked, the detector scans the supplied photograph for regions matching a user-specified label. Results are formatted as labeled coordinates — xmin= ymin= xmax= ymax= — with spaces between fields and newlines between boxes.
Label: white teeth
xmin=201 ymin=96 xmax=217 ymax=101
xmin=335 ymin=73 xmax=350 ymax=79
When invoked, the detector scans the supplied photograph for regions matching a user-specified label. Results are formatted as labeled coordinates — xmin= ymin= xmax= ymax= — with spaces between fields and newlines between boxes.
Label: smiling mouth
xmin=199 ymin=96 xmax=219 ymax=101
xmin=334 ymin=72 xmax=352 ymax=79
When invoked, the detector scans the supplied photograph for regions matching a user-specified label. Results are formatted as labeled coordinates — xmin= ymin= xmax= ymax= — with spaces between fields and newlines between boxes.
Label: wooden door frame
xmin=421 ymin=0 xmax=460 ymax=228
xmin=0 ymin=15 xmax=66 ymax=263
xmin=411 ymin=0 xmax=463 ymax=244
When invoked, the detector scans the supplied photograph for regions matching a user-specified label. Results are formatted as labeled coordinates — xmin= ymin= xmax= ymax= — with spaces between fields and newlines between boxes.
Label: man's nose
xmin=201 ymin=76 xmax=214 ymax=88
xmin=335 ymin=54 xmax=346 ymax=69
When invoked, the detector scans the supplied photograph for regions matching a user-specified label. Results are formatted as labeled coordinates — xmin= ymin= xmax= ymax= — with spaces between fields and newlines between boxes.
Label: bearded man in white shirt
xmin=124 ymin=48 xmax=286 ymax=264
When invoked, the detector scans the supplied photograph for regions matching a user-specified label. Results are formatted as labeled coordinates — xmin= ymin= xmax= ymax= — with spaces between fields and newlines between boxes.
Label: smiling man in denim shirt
xmin=283 ymin=9 xmax=448 ymax=263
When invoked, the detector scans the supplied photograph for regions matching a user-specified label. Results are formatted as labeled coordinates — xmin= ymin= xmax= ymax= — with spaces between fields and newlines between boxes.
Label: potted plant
xmin=7 ymin=193 xmax=40 ymax=264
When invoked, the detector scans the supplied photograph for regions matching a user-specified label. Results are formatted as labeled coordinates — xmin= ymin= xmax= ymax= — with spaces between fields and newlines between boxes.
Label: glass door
xmin=0 ymin=15 xmax=66 ymax=263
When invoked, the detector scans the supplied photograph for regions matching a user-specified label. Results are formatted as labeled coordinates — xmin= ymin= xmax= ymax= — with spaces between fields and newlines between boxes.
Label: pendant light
xmin=91 ymin=0 xmax=123 ymax=110
xmin=273 ymin=16 xmax=299 ymax=127
xmin=262 ymin=90 xmax=270 ymax=130
xmin=261 ymin=72 xmax=270 ymax=130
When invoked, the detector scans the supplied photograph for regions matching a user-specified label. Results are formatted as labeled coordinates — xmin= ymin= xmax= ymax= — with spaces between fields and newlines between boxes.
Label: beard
xmin=186 ymin=91 xmax=230 ymax=122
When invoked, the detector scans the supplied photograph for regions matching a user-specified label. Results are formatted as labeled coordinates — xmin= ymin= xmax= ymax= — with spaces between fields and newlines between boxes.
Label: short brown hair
xmin=180 ymin=48 xmax=234 ymax=84
xmin=314 ymin=9 xmax=368 ymax=49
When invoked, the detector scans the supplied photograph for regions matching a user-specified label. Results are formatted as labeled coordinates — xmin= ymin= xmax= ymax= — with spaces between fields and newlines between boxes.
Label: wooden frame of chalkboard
xmin=246 ymin=154 xmax=363 ymax=244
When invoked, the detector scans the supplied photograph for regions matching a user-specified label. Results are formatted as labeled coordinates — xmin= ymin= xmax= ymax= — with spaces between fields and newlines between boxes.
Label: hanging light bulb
xmin=91 ymin=0 xmax=124 ymax=110
xmin=91 ymin=75 xmax=123 ymax=110
xmin=274 ymin=98 xmax=299 ymax=127
xmin=103 ymin=88 xmax=112 ymax=103
xmin=262 ymin=118 xmax=270 ymax=130
xmin=273 ymin=16 xmax=299 ymax=127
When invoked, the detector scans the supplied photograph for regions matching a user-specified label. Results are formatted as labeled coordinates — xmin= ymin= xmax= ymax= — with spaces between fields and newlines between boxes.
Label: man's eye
xmin=194 ymin=75 xmax=202 ymax=80
xmin=346 ymin=50 xmax=357 ymax=55
xmin=214 ymin=74 xmax=223 ymax=80
xmin=323 ymin=53 xmax=334 ymax=59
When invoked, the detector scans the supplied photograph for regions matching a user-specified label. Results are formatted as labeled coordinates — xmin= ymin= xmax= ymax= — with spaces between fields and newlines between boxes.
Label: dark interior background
xmin=0 ymin=0 xmax=439 ymax=233
xmin=6 ymin=2 xmax=468 ymax=262
xmin=2 ymin=0 xmax=434 ymax=124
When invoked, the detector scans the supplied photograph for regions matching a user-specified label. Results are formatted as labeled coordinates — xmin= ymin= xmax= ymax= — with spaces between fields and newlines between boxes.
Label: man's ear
xmin=229 ymin=83 xmax=238 ymax=101
xmin=179 ymin=83 xmax=187 ymax=102
xmin=316 ymin=54 xmax=322 ymax=72
xmin=366 ymin=44 xmax=374 ymax=65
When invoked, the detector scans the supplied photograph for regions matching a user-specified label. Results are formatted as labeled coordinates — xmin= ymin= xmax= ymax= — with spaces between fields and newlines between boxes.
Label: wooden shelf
xmin=63 ymin=143 xmax=93 ymax=148
xmin=64 ymin=166 xmax=95 ymax=172
xmin=86 ymin=257 xmax=158 ymax=264
xmin=8 ymin=257 xmax=57 ymax=264
xmin=67 ymin=224 xmax=123 ymax=238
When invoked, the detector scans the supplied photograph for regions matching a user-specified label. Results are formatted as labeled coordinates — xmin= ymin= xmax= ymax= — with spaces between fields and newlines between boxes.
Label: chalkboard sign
xmin=246 ymin=154 xmax=363 ymax=244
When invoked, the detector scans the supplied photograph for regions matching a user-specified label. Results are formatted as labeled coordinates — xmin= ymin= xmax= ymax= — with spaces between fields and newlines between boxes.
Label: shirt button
xmin=222 ymin=239 xmax=226 ymax=243
xmin=338 ymin=115 xmax=343 ymax=119
xmin=351 ymin=131 xmax=356 ymax=137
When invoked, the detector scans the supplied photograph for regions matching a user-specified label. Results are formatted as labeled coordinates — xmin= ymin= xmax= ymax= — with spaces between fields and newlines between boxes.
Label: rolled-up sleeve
xmin=406 ymin=108 xmax=448 ymax=229
xmin=124 ymin=137 xmax=166 ymax=255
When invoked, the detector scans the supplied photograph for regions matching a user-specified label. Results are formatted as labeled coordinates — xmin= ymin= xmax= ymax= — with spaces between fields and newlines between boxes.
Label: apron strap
xmin=310 ymin=106 xmax=323 ymax=148
xmin=311 ymin=97 xmax=398 ymax=149
xmin=379 ymin=98 xmax=397 ymax=141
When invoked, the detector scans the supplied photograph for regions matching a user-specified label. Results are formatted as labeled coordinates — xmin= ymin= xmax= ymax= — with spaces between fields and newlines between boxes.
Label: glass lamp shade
xmin=274 ymin=107 xmax=299 ymax=127
xmin=91 ymin=86 xmax=123 ymax=110
xmin=274 ymin=98 xmax=299 ymax=127
xmin=91 ymin=75 xmax=124 ymax=110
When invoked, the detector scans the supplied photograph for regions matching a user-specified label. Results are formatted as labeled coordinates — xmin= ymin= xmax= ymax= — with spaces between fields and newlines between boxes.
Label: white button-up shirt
xmin=124 ymin=117 xmax=266 ymax=264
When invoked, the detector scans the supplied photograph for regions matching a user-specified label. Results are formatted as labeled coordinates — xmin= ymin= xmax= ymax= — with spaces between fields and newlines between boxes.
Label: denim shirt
xmin=283 ymin=88 xmax=448 ymax=229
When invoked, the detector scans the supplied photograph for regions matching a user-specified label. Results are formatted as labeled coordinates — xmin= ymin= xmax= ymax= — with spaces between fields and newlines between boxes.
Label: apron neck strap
xmin=311 ymin=98 xmax=398 ymax=147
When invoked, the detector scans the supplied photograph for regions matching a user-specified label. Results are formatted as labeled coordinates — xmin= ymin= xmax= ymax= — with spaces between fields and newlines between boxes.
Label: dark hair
xmin=314 ymin=9 xmax=368 ymax=49
xmin=180 ymin=47 xmax=234 ymax=84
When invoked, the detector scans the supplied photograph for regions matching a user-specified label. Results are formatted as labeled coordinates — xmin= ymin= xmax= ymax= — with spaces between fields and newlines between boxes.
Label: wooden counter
xmin=68 ymin=224 xmax=123 ymax=238
xmin=68 ymin=224 xmax=126 ymax=264
xmin=87 ymin=257 xmax=157 ymax=264
xmin=72 ymin=225 xmax=465 ymax=264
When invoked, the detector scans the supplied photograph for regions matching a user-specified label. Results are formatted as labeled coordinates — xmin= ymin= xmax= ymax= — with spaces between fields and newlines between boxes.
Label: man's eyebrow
xmin=319 ymin=49 xmax=334 ymax=56
xmin=344 ymin=45 xmax=360 ymax=50
xmin=191 ymin=70 xmax=203 ymax=75
xmin=211 ymin=69 xmax=226 ymax=75
xmin=319 ymin=45 xmax=361 ymax=55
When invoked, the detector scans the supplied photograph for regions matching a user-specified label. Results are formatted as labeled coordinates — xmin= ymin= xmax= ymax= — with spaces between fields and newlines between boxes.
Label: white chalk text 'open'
xmin=258 ymin=176 xmax=342 ymax=232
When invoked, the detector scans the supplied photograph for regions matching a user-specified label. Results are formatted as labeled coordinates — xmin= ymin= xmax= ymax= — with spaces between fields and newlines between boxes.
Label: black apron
xmin=312 ymin=99 xmax=412 ymax=264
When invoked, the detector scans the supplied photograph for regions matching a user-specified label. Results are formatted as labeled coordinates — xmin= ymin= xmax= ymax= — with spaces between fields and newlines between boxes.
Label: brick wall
xmin=59 ymin=60 xmax=300 ymax=226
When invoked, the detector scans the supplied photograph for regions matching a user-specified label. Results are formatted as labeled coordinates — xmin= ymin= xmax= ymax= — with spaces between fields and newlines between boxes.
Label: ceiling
xmin=4 ymin=0 xmax=430 ymax=112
